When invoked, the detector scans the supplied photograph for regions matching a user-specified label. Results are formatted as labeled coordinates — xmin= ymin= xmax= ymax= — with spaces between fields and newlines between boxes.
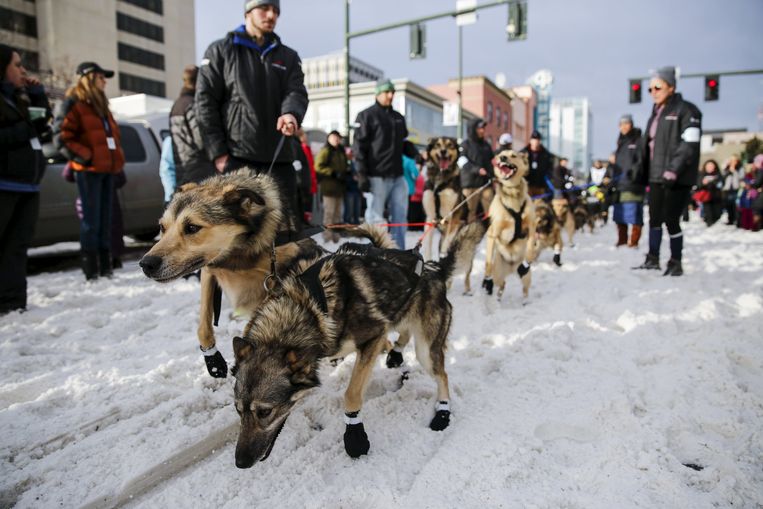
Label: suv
xmin=32 ymin=119 xmax=165 ymax=246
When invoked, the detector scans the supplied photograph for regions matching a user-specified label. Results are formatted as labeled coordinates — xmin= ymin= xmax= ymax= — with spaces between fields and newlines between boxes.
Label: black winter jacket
xmin=196 ymin=28 xmax=308 ymax=165
xmin=459 ymin=118 xmax=493 ymax=188
xmin=551 ymin=164 xmax=573 ymax=192
xmin=0 ymin=83 xmax=51 ymax=186
xmin=352 ymin=101 xmax=417 ymax=179
xmin=170 ymin=89 xmax=216 ymax=185
xmin=642 ymin=93 xmax=702 ymax=187
xmin=614 ymin=127 xmax=644 ymax=195
xmin=520 ymin=144 xmax=554 ymax=189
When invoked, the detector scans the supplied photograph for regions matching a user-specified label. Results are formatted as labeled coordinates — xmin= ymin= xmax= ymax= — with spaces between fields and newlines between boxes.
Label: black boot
xmin=663 ymin=258 xmax=683 ymax=276
xmin=633 ymin=253 xmax=660 ymax=270
xmin=112 ymin=257 xmax=123 ymax=269
xmin=98 ymin=250 xmax=113 ymax=278
xmin=81 ymin=251 xmax=98 ymax=280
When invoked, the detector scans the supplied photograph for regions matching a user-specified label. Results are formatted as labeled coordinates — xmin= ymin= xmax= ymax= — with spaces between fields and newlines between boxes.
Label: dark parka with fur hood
xmin=459 ymin=118 xmax=494 ymax=189
xmin=196 ymin=27 xmax=308 ymax=165
xmin=641 ymin=92 xmax=702 ymax=187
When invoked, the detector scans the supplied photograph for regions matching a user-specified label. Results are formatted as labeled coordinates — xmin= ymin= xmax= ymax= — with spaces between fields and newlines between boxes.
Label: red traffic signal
xmin=629 ymin=79 xmax=642 ymax=103
xmin=705 ymin=75 xmax=719 ymax=101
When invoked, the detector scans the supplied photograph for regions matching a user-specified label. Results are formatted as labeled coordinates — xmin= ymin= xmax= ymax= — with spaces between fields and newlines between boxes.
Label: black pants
xmin=0 ymin=191 xmax=39 ymax=312
xmin=224 ymin=157 xmax=301 ymax=232
xmin=648 ymin=184 xmax=691 ymax=259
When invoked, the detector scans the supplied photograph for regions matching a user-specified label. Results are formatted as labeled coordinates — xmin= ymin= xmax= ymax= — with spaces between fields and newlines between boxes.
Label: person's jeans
xmin=366 ymin=176 xmax=409 ymax=249
xmin=75 ymin=171 xmax=113 ymax=251
xmin=344 ymin=190 xmax=362 ymax=224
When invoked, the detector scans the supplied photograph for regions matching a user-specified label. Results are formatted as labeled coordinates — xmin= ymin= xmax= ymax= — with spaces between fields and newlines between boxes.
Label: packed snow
xmin=1 ymin=215 xmax=762 ymax=508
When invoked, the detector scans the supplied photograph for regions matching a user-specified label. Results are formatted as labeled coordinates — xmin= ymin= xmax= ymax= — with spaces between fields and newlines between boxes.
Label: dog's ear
xmin=521 ymin=152 xmax=529 ymax=165
xmin=233 ymin=336 xmax=254 ymax=364
xmin=222 ymin=185 xmax=266 ymax=208
xmin=177 ymin=182 xmax=198 ymax=194
xmin=285 ymin=350 xmax=321 ymax=391
xmin=426 ymin=137 xmax=436 ymax=155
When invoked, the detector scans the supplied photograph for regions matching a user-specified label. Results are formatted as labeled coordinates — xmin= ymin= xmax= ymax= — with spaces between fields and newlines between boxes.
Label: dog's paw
xmin=517 ymin=263 xmax=530 ymax=278
xmin=429 ymin=410 xmax=451 ymax=431
xmin=343 ymin=422 xmax=370 ymax=458
xmin=553 ymin=254 xmax=562 ymax=267
xmin=481 ymin=278 xmax=494 ymax=295
xmin=385 ymin=349 xmax=404 ymax=369
xmin=462 ymin=289 xmax=473 ymax=296
xmin=203 ymin=350 xmax=228 ymax=378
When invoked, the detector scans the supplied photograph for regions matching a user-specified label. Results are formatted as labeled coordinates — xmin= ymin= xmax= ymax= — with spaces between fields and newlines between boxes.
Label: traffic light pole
xmin=342 ymin=0 xmax=514 ymax=139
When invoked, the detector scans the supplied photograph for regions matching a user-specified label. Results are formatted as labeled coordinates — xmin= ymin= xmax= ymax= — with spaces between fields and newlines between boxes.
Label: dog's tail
xmin=333 ymin=223 xmax=397 ymax=249
xmin=434 ymin=221 xmax=487 ymax=282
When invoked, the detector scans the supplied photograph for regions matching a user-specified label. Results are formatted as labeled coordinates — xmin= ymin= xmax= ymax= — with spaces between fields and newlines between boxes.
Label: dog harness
xmin=501 ymin=199 xmax=528 ymax=243
xmin=298 ymin=257 xmax=330 ymax=314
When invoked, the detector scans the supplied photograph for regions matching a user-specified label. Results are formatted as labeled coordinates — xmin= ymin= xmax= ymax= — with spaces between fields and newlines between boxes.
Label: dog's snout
xmin=139 ymin=255 xmax=162 ymax=275
xmin=235 ymin=453 xmax=255 ymax=469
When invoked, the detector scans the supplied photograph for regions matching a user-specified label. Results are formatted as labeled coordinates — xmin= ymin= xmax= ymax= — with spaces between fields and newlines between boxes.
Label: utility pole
xmin=344 ymin=0 xmax=351 ymax=139
xmin=458 ymin=24 xmax=463 ymax=141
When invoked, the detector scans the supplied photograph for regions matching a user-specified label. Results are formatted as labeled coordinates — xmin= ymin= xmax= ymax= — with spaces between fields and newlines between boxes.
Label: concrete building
xmin=548 ymin=97 xmax=594 ymax=177
xmin=302 ymin=52 xmax=384 ymax=90
xmin=303 ymin=78 xmax=475 ymax=147
xmin=506 ymin=84 xmax=537 ymax=149
xmin=0 ymin=0 xmax=195 ymax=99
xmin=428 ymin=76 xmax=513 ymax=149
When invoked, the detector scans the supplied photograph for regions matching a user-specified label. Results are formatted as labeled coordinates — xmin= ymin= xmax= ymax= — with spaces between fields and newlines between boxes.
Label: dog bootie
xmin=201 ymin=346 xmax=228 ymax=378
xmin=343 ymin=413 xmax=370 ymax=458
xmin=517 ymin=261 xmax=530 ymax=278
xmin=482 ymin=277 xmax=494 ymax=295
xmin=553 ymin=253 xmax=562 ymax=267
xmin=430 ymin=401 xmax=451 ymax=431
xmin=386 ymin=348 xmax=404 ymax=369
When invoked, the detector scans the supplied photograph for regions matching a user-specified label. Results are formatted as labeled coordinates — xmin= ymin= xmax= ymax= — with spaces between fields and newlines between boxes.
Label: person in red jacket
xmin=54 ymin=62 xmax=125 ymax=280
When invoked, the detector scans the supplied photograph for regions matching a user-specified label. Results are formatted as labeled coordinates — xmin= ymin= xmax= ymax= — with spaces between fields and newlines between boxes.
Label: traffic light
xmin=507 ymin=1 xmax=527 ymax=41
xmin=409 ymin=23 xmax=426 ymax=59
xmin=704 ymin=75 xmax=719 ymax=101
xmin=629 ymin=79 xmax=642 ymax=104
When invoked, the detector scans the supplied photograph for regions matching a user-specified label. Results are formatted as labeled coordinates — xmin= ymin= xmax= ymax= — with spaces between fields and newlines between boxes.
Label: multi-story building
xmin=428 ymin=76 xmax=514 ymax=149
xmin=0 ymin=0 xmax=195 ymax=99
xmin=506 ymin=84 xmax=537 ymax=149
xmin=548 ymin=97 xmax=594 ymax=178
xmin=302 ymin=52 xmax=384 ymax=90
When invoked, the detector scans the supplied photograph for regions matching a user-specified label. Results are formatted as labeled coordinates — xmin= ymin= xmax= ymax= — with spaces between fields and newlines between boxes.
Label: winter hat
xmin=619 ymin=114 xmax=633 ymax=124
xmin=651 ymin=66 xmax=676 ymax=88
xmin=530 ymin=130 xmax=542 ymax=140
xmin=374 ymin=79 xmax=395 ymax=95
xmin=76 ymin=61 xmax=114 ymax=78
xmin=245 ymin=0 xmax=280 ymax=14
xmin=499 ymin=133 xmax=513 ymax=145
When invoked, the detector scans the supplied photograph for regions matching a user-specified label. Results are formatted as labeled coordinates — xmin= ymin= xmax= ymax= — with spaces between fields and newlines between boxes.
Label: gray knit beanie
xmin=245 ymin=0 xmax=280 ymax=14
xmin=651 ymin=66 xmax=676 ymax=88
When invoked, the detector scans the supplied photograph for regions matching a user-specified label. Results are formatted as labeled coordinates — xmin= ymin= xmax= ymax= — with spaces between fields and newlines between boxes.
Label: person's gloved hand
xmin=662 ymin=170 xmax=677 ymax=188
xmin=358 ymin=173 xmax=370 ymax=193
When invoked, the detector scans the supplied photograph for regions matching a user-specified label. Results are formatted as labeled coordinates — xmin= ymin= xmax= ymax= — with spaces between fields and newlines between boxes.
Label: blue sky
xmin=195 ymin=0 xmax=763 ymax=157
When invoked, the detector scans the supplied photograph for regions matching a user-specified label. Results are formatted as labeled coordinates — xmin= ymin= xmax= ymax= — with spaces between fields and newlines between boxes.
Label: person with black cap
xmin=495 ymin=132 xmax=513 ymax=155
xmin=352 ymin=79 xmax=419 ymax=249
xmin=520 ymin=129 xmax=555 ymax=198
xmin=196 ymin=0 xmax=308 ymax=235
xmin=53 ymin=61 xmax=125 ymax=280
xmin=314 ymin=130 xmax=348 ymax=242
xmin=633 ymin=66 xmax=702 ymax=276
xmin=0 ymin=44 xmax=51 ymax=313
xmin=611 ymin=114 xmax=645 ymax=248
xmin=459 ymin=118 xmax=495 ymax=223
xmin=170 ymin=65 xmax=215 ymax=187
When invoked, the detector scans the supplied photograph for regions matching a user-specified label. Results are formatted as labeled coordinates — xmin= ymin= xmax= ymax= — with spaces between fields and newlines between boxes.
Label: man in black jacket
xmin=634 ymin=66 xmax=702 ymax=276
xmin=520 ymin=130 xmax=554 ymax=198
xmin=170 ymin=65 xmax=215 ymax=187
xmin=459 ymin=118 xmax=494 ymax=223
xmin=352 ymin=79 xmax=418 ymax=248
xmin=196 ymin=0 xmax=308 ymax=233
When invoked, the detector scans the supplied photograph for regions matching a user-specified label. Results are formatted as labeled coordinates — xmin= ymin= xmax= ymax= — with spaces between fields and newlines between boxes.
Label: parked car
xmin=32 ymin=119 xmax=165 ymax=247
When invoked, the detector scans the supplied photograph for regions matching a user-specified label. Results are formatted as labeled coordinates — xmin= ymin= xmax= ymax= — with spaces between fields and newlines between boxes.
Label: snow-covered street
xmin=1 ymin=218 xmax=762 ymax=508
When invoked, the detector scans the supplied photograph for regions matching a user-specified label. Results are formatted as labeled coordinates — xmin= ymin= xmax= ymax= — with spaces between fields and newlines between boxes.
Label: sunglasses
xmin=648 ymin=85 xmax=663 ymax=93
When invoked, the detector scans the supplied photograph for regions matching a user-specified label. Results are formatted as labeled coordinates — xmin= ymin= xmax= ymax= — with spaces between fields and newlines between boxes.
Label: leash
xmin=266 ymin=134 xmax=286 ymax=175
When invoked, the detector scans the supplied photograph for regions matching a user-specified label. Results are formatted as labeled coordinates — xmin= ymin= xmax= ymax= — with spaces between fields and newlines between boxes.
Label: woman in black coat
xmin=0 ymin=45 xmax=51 ymax=313
xmin=696 ymin=159 xmax=723 ymax=226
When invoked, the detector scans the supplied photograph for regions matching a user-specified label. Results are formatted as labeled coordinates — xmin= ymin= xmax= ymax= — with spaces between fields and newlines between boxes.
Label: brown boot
xmin=628 ymin=224 xmax=642 ymax=248
xmin=615 ymin=223 xmax=627 ymax=247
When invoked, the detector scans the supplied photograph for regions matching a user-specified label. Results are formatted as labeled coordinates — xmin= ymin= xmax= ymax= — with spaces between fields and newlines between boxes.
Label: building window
xmin=118 ymin=42 xmax=165 ymax=70
xmin=496 ymin=107 xmax=501 ymax=126
xmin=486 ymin=101 xmax=493 ymax=123
xmin=503 ymin=112 xmax=509 ymax=130
xmin=0 ymin=6 xmax=38 ymax=38
xmin=120 ymin=0 xmax=163 ymax=15
xmin=119 ymin=72 xmax=166 ymax=97
xmin=116 ymin=12 xmax=164 ymax=43
xmin=20 ymin=50 xmax=39 ymax=71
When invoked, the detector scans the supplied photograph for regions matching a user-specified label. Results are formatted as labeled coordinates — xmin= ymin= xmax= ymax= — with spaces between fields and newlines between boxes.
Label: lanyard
xmin=102 ymin=117 xmax=113 ymax=137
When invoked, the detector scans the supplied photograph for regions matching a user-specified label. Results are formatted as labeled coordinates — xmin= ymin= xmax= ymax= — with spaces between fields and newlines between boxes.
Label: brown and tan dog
xmin=139 ymin=170 xmax=395 ymax=378
xmin=421 ymin=137 xmax=464 ymax=261
xmin=479 ymin=150 xmax=536 ymax=299
xmin=551 ymin=197 xmax=577 ymax=248
xmin=533 ymin=199 xmax=564 ymax=267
